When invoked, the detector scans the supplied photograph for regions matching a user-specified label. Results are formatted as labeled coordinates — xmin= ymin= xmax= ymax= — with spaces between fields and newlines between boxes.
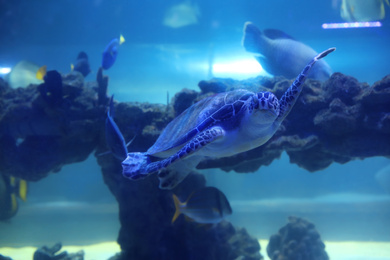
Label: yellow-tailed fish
xmin=102 ymin=35 xmax=125 ymax=70
xmin=172 ymin=186 xmax=232 ymax=224
xmin=6 ymin=60 xmax=43 ymax=88
xmin=119 ymin=34 xmax=125 ymax=45
xmin=0 ymin=174 xmax=28 ymax=220
xmin=18 ymin=179 xmax=28 ymax=202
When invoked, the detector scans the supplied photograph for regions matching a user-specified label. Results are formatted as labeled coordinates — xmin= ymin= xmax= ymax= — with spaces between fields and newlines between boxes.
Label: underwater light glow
xmin=322 ymin=21 xmax=382 ymax=29
xmin=212 ymin=59 xmax=263 ymax=74
xmin=0 ymin=67 xmax=11 ymax=74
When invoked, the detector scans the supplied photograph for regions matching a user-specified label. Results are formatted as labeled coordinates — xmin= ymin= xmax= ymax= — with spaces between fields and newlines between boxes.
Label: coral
xmin=33 ymin=242 xmax=84 ymax=260
xmin=171 ymin=88 xmax=198 ymax=116
xmin=267 ymin=216 xmax=328 ymax=260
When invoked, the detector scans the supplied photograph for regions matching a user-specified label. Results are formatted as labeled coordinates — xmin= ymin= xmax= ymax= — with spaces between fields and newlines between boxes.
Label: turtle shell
xmin=147 ymin=89 xmax=255 ymax=156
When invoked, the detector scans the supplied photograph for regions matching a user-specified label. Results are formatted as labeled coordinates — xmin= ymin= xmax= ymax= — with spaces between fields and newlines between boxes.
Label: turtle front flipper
xmin=123 ymin=127 xmax=225 ymax=188
xmin=274 ymin=47 xmax=336 ymax=127
xmin=156 ymin=127 xmax=225 ymax=189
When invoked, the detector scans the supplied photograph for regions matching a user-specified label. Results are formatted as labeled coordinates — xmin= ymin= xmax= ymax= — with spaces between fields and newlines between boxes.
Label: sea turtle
xmin=122 ymin=47 xmax=335 ymax=189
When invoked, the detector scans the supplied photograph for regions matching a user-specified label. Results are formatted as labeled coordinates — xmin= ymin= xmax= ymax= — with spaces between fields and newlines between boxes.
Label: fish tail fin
xmin=242 ymin=22 xmax=265 ymax=54
xmin=108 ymin=95 xmax=115 ymax=117
xmin=171 ymin=194 xmax=182 ymax=223
xmin=96 ymin=150 xmax=111 ymax=157
xmin=36 ymin=65 xmax=47 ymax=80
xmin=18 ymin=179 xmax=28 ymax=202
xmin=10 ymin=176 xmax=16 ymax=186
xmin=119 ymin=34 xmax=125 ymax=45
xmin=11 ymin=193 xmax=18 ymax=213
xmin=126 ymin=135 xmax=136 ymax=148
xmin=386 ymin=0 xmax=390 ymax=7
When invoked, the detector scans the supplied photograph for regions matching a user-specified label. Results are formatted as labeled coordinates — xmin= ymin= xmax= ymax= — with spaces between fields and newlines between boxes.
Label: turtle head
xmin=252 ymin=91 xmax=280 ymax=124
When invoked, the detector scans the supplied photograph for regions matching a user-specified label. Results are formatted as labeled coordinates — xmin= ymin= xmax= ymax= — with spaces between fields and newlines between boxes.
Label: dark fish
xmin=105 ymin=95 xmax=128 ymax=160
xmin=0 ymin=174 xmax=27 ymax=221
xmin=172 ymin=186 xmax=232 ymax=224
xmin=71 ymin=51 xmax=91 ymax=77
xmin=38 ymin=70 xmax=63 ymax=107
xmin=242 ymin=22 xmax=333 ymax=81
xmin=102 ymin=35 xmax=125 ymax=70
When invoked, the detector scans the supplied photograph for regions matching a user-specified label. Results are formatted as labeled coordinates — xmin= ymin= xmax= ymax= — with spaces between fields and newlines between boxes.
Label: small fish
xmin=242 ymin=22 xmax=333 ymax=81
xmin=36 ymin=65 xmax=47 ymax=80
xmin=172 ymin=186 xmax=232 ymax=224
xmin=102 ymin=34 xmax=125 ymax=70
xmin=0 ymin=174 xmax=27 ymax=221
xmin=340 ymin=0 xmax=389 ymax=22
xmin=105 ymin=95 xmax=130 ymax=160
xmin=375 ymin=164 xmax=390 ymax=194
xmin=71 ymin=51 xmax=91 ymax=77
xmin=163 ymin=1 xmax=200 ymax=28
xmin=6 ymin=61 xmax=43 ymax=88
xmin=38 ymin=70 xmax=63 ymax=107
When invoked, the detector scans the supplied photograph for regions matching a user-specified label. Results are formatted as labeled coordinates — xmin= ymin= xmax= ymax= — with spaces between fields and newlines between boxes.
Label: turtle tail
xmin=275 ymin=47 xmax=336 ymax=126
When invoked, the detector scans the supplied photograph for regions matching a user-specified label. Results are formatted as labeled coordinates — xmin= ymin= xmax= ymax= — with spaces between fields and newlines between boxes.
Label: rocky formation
xmin=2 ymin=72 xmax=389 ymax=180
xmin=98 ymin=152 xmax=262 ymax=260
xmin=0 ymin=72 xmax=103 ymax=181
xmin=33 ymin=242 xmax=84 ymax=260
xmin=267 ymin=216 xmax=328 ymax=260
xmin=197 ymin=73 xmax=390 ymax=172
xmin=1 ymin=71 xmax=390 ymax=259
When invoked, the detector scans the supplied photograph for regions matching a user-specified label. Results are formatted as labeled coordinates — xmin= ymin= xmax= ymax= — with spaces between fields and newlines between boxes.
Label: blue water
xmin=1 ymin=0 xmax=390 ymax=256
xmin=1 ymin=1 xmax=390 ymax=104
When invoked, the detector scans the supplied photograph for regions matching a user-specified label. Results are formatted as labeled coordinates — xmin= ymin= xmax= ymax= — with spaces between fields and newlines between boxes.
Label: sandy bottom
xmin=1 ymin=240 xmax=390 ymax=260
